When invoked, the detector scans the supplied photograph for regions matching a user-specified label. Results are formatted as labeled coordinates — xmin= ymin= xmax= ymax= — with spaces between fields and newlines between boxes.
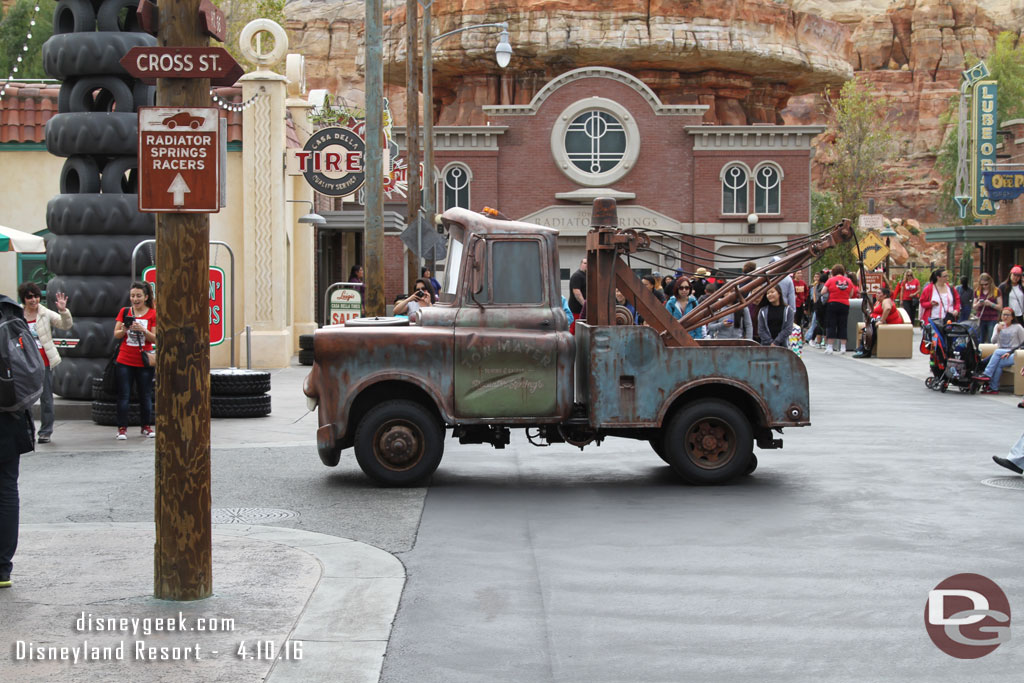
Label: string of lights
xmin=209 ymin=89 xmax=260 ymax=112
xmin=0 ymin=3 xmax=42 ymax=103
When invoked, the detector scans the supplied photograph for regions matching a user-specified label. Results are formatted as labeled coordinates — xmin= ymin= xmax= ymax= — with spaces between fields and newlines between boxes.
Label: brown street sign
xmin=198 ymin=0 xmax=227 ymax=42
xmin=120 ymin=47 xmax=243 ymax=86
xmin=138 ymin=107 xmax=220 ymax=213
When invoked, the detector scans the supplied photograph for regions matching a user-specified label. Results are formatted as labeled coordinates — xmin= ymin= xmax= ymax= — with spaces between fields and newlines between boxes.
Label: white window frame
xmin=550 ymin=97 xmax=640 ymax=187
xmin=720 ymin=162 xmax=751 ymax=215
xmin=752 ymin=162 xmax=784 ymax=215
xmin=441 ymin=162 xmax=472 ymax=210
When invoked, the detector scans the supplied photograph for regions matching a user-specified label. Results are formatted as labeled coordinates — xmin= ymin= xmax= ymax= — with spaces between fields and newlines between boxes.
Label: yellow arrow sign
xmin=856 ymin=231 xmax=890 ymax=271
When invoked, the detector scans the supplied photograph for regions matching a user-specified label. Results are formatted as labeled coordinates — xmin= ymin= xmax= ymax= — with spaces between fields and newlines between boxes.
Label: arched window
xmin=721 ymin=164 xmax=748 ymax=215
xmin=442 ymin=163 xmax=471 ymax=210
xmin=754 ymin=163 xmax=782 ymax=214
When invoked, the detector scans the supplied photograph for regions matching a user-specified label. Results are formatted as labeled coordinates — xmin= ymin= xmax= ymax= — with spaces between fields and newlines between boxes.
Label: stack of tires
xmin=42 ymin=0 xmax=157 ymax=399
xmin=210 ymin=369 xmax=272 ymax=418
xmin=299 ymin=333 xmax=314 ymax=365
xmin=91 ymin=370 xmax=273 ymax=423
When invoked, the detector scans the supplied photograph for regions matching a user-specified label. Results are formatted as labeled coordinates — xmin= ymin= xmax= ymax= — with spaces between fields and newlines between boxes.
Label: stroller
xmin=922 ymin=318 xmax=986 ymax=393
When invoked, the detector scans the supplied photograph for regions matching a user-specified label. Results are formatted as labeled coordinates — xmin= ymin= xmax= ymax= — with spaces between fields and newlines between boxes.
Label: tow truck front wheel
xmin=354 ymin=400 xmax=444 ymax=486
xmin=664 ymin=399 xmax=753 ymax=485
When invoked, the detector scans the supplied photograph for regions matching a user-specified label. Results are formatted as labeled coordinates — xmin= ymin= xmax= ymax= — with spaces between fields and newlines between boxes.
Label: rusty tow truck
xmin=303 ymin=199 xmax=852 ymax=486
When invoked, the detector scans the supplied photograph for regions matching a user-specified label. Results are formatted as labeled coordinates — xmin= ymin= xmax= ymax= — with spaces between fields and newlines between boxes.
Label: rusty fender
xmin=304 ymin=325 xmax=455 ymax=456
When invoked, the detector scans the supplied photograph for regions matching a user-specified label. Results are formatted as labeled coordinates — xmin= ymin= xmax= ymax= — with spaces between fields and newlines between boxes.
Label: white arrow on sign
xmin=167 ymin=173 xmax=191 ymax=206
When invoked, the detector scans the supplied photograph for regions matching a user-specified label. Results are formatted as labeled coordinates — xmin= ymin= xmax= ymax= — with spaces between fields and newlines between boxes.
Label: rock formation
xmin=283 ymin=0 xmax=1024 ymax=225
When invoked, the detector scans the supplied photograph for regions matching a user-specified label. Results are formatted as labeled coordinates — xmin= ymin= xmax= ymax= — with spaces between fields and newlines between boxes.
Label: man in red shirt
xmin=894 ymin=270 xmax=920 ymax=325
xmin=792 ymin=271 xmax=808 ymax=329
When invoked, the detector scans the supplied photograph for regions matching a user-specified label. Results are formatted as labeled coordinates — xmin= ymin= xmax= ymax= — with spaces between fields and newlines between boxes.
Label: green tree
xmin=809 ymin=190 xmax=860 ymax=275
xmin=819 ymin=77 xmax=895 ymax=222
xmin=0 ymin=0 xmax=54 ymax=81
xmin=936 ymin=31 xmax=1024 ymax=223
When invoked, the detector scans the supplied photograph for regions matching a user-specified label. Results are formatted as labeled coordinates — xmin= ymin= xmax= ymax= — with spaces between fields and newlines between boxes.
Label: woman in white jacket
xmin=17 ymin=282 xmax=72 ymax=444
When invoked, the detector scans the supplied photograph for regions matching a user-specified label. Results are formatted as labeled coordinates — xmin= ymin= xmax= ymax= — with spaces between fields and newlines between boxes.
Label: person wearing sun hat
xmin=690 ymin=267 xmax=711 ymax=299
xmin=998 ymin=265 xmax=1024 ymax=326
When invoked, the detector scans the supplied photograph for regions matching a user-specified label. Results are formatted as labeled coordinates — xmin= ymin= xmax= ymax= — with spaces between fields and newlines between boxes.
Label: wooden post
xmin=364 ymin=0 xmax=385 ymax=316
xmin=154 ymin=0 xmax=212 ymax=601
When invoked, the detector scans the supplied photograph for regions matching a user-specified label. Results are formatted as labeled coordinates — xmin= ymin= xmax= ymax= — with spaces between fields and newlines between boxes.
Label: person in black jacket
xmin=1 ymin=293 xmax=38 ymax=589
xmin=758 ymin=285 xmax=795 ymax=347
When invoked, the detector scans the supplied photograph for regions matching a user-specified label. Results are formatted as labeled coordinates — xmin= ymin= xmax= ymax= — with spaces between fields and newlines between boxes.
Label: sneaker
xmin=981 ymin=386 xmax=999 ymax=395
xmin=0 ymin=573 xmax=10 ymax=588
xmin=116 ymin=427 xmax=128 ymax=440
xmin=974 ymin=375 xmax=991 ymax=383
xmin=852 ymin=351 xmax=869 ymax=359
xmin=37 ymin=434 xmax=50 ymax=444
xmin=993 ymin=456 xmax=1024 ymax=475
xmin=840 ymin=345 xmax=847 ymax=353
xmin=141 ymin=426 xmax=155 ymax=438
xmin=824 ymin=346 xmax=833 ymax=355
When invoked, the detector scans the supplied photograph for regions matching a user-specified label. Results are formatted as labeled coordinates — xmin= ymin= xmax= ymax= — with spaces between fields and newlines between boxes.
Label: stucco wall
xmin=0 ymin=147 xmax=62 ymax=295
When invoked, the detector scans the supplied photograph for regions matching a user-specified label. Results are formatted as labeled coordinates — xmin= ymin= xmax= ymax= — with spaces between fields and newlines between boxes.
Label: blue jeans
xmin=983 ymin=348 xmax=1015 ymax=391
xmin=116 ymin=362 xmax=154 ymax=427
xmin=976 ymin=319 xmax=997 ymax=346
xmin=38 ymin=366 xmax=54 ymax=436
xmin=1008 ymin=431 xmax=1024 ymax=468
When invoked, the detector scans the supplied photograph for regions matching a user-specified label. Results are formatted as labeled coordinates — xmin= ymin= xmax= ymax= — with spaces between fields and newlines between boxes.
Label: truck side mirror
xmin=471 ymin=239 xmax=485 ymax=295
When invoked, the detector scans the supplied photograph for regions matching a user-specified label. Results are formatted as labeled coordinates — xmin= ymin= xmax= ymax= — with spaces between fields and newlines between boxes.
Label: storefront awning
xmin=925 ymin=223 xmax=1024 ymax=243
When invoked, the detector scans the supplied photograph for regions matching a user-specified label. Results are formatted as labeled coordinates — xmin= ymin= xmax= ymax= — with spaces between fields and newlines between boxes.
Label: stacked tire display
xmin=42 ymin=0 xmax=156 ymax=400
xmin=210 ymin=369 xmax=272 ymax=418
xmin=298 ymin=333 xmax=314 ymax=365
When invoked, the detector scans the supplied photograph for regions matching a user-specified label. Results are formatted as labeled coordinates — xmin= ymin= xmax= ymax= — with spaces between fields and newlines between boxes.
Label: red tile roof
xmin=0 ymin=83 xmax=244 ymax=144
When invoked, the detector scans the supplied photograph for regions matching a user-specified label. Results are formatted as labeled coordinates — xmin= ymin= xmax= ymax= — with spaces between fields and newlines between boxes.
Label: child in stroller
xmin=922 ymin=318 xmax=986 ymax=393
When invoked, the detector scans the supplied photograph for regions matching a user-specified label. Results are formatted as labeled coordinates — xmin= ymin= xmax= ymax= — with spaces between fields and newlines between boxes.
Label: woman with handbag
xmin=17 ymin=282 xmax=72 ymax=444
xmin=112 ymin=281 xmax=156 ymax=440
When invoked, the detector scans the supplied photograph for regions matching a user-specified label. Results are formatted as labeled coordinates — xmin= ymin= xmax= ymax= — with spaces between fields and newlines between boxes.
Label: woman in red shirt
xmin=113 ymin=281 xmax=156 ymax=440
xmin=823 ymin=263 xmax=855 ymax=354
xmin=853 ymin=285 xmax=903 ymax=358
xmin=894 ymin=270 xmax=920 ymax=323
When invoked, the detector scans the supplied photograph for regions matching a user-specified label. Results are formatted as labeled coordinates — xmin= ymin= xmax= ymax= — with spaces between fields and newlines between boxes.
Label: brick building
xmin=379 ymin=66 xmax=822 ymax=299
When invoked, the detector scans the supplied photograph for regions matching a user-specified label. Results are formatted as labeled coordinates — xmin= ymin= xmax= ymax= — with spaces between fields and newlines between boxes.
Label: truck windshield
xmin=441 ymin=237 xmax=463 ymax=298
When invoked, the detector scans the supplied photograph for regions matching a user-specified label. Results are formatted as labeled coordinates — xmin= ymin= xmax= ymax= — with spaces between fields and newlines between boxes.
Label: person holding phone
xmin=113 ymin=281 xmax=156 ymax=440
xmin=392 ymin=278 xmax=434 ymax=319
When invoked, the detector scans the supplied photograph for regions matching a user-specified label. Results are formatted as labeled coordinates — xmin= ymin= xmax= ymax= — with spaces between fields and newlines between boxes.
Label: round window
xmin=564 ymin=111 xmax=627 ymax=175
xmin=550 ymin=98 xmax=640 ymax=187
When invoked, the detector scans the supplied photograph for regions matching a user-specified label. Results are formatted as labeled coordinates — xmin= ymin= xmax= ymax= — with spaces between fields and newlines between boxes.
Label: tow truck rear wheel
xmin=649 ymin=435 xmax=670 ymax=464
xmin=664 ymin=399 xmax=753 ymax=485
xmin=354 ymin=400 xmax=444 ymax=486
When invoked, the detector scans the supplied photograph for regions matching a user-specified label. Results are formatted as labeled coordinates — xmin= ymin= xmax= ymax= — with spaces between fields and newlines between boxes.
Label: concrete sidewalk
xmin=2 ymin=362 xmax=405 ymax=683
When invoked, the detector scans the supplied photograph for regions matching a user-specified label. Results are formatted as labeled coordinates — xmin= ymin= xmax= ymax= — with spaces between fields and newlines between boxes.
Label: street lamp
xmin=880 ymin=224 xmax=897 ymax=280
xmin=419 ymin=5 xmax=511 ymax=262
xmin=287 ymin=199 xmax=326 ymax=226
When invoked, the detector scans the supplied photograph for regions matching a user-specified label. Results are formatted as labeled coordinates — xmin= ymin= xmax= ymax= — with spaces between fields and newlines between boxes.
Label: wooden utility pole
xmin=405 ymin=0 xmax=421 ymax=290
xmin=154 ymin=0 xmax=212 ymax=600
xmin=364 ymin=0 xmax=385 ymax=316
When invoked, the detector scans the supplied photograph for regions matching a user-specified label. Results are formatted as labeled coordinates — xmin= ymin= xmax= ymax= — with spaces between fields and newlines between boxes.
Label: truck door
xmin=453 ymin=237 xmax=568 ymax=419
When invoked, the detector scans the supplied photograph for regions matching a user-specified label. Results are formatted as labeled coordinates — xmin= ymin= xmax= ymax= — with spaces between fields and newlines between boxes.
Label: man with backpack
xmin=1 ymin=293 xmax=44 ymax=589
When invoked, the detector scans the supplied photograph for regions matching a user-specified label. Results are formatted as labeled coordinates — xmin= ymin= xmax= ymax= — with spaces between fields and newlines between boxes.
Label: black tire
xmin=343 ymin=316 xmax=409 ymax=327
xmin=60 ymin=156 xmax=101 ymax=194
xmin=53 ymin=0 xmax=97 ymax=34
xmin=649 ymin=435 xmax=670 ymax=464
xmin=46 ymin=234 xmax=152 ymax=276
xmin=47 ymin=193 xmax=154 ymax=236
xmin=91 ymin=400 xmax=142 ymax=426
xmin=940 ymin=382 xmax=948 ymax=393
xmin=53 ymin=356 xmax=108 ymax=400
xmin=745 ymin=453 xmax=758 ymax=476
xmin=298 ymin=348 xmax=315 ymax=366
xmin=52 ymin=316 xmax=118 ymax=358
xmin=133 ymin=81 xmax=155 ymax=109
xmin=211 ymin=394 xmax=272 ymax=419
xmin=66 ymin=76 xmax=136 ymax=113
xmin=96 ymin=0 xmax=144 ymax=32
xmin=210 ymin=369 xmax=271 ymax=396
xmin=100 ymin=156 xmax=138 ymax=194
xmin=91 ymin=375 xmax=137 ymax=402
xmin=663 ymin=399 xmax=753 ymax=485
xmin=42 ymin=32 xmax=156 ymax=80
xmin=299 ymin=333 xmax=314 ymax=350
xmin=354 ymin=400 xmax=444 ymax=486
xmin=46 ymin=113 xmax=138 ymax=157
xmin=47 ymin=275 xmax=131 ymax=317
xmin=925 ymin=376 xmax=935 ymax=389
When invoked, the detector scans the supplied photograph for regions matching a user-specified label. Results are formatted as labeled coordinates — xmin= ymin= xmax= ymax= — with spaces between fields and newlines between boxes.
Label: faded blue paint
xmin=576 ymin=323 xmax=809 ymax=428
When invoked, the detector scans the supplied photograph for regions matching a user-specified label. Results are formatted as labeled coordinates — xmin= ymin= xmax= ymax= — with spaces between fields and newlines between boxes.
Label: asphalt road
xmin=380 ymin=350 xmax=1024 ymax=683
xmin=18 ymin=351 xmax=1024 ymax=681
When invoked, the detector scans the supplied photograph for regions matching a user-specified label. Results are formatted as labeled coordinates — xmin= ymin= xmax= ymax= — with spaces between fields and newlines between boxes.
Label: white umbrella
xmin=0 ymin=225 xmax=46 ymax=253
